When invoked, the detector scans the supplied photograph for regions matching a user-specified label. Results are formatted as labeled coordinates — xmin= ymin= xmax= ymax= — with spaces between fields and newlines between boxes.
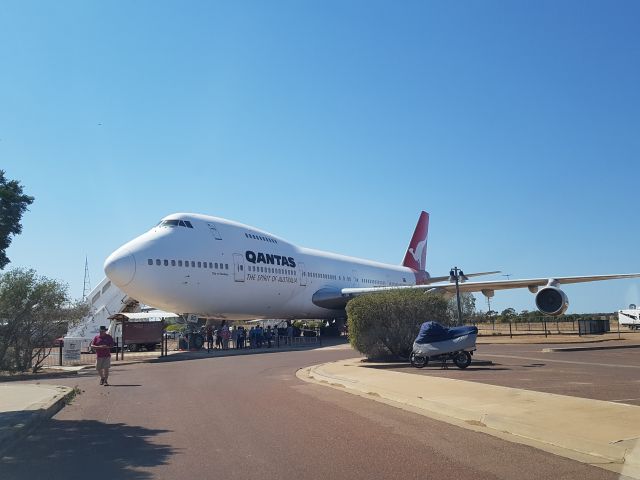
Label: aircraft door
xmin=299 ymin=263 xmax=306 ymax=286
xmin=233 ymin=253 xmax=245 ymax=282
xmin=207 ymin=223 xmax=222 ymax=240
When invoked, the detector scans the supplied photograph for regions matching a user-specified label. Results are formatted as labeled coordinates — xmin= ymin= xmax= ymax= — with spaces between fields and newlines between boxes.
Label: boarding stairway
xmin=65 ymin=276 xmax=141 ymax=351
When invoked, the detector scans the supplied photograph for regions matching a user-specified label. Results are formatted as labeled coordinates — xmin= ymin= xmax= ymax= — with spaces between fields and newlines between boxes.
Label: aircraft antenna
xmin=82 ymin=256 xmax=92 ymax=301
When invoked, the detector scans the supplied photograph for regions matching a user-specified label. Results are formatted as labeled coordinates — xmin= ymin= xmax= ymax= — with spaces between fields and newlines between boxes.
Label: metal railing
xmin=35 ymin=331 xmax=323 ymax=370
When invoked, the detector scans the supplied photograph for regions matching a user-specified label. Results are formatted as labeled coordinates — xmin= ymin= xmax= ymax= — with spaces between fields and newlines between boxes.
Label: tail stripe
xmin=402 ymin=211 xmax=429 ymax=271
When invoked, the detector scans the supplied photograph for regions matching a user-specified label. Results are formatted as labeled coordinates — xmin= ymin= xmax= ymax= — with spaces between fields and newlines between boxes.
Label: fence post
xmin=543 ymin=317 xmax=548 ymax=338
xmin=59 ymin=342 xmax=63 ymax=366
xmin=509 ymin=321 xmax=512 ymax=339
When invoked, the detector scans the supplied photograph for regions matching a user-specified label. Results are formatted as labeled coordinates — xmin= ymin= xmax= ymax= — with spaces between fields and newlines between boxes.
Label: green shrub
xmin=347 ymin=290 xmax=449 ymax=360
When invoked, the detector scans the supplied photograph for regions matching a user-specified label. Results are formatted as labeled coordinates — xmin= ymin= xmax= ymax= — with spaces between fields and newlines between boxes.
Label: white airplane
xmin=104 ymin=211 xmax=640 ymax=320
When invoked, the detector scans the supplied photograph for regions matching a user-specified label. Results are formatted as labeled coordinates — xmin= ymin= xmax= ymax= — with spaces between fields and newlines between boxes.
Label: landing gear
xmin=191 ymin=333 xmax=204 ymax=350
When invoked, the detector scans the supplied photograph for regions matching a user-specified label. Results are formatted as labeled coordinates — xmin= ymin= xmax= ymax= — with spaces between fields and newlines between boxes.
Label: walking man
xmin=91 ymin=326 xmax=115 ymax=386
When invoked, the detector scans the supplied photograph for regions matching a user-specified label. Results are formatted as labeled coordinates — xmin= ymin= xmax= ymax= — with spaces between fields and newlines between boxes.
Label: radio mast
xmin=82 ymin=256 xmax=91 ymax=301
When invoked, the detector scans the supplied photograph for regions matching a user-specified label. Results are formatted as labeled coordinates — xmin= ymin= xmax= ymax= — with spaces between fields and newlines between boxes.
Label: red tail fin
xmin=402 ymin=211 xmax=429 ymax=271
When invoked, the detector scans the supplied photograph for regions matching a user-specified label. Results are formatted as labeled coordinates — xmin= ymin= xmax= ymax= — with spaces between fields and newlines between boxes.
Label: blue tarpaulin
xmin=414 ymin=321 xmax=478 ymax=344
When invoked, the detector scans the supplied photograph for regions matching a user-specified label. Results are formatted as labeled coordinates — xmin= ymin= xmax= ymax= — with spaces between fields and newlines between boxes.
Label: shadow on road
xmin=0 ymin=419 xmax=176 ymax=480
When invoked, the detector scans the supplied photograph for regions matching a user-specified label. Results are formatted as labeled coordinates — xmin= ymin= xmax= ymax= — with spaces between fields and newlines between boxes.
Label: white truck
xmin=618 ymin=305 xmax=640 ymax=330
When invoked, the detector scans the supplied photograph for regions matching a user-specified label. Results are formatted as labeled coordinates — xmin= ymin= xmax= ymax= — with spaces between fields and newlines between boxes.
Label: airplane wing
xmin=342 ymin=273 xmax=640 ymax=296
xmin=424 ymin=271 xmax=501 ymax=284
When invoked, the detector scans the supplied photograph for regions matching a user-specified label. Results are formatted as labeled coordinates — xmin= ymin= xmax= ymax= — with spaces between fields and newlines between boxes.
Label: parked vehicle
xmin=618 ymin=307 xmax=640 ymax=330
xmin=410 ymin=321 xmax=478 ymax=369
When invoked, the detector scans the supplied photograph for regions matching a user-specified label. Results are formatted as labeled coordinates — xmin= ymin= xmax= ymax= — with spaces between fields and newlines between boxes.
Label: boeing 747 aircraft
xmin=104 ymin=211 xmax=640 ymax=321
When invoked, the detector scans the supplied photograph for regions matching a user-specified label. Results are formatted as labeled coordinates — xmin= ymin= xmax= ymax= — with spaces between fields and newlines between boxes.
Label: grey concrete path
xmin=0 ymin=384 xmax=76 ymax=455
xmin=298 ymin=357 xmax=640 ymax=479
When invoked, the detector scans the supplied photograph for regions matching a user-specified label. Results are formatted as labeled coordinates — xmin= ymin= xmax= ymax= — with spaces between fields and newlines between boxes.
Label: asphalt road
xmin=399 ymin=343 xmax=640 ymax=405
xmin=0 ymin=344 xmax=629 ymax=480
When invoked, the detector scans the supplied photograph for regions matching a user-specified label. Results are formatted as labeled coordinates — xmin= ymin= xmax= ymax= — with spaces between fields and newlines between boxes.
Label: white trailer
xmin=618 ymin=306 xmax=640 ymax=330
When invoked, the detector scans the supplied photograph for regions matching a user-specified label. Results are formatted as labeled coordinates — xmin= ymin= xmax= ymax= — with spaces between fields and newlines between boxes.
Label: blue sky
xmin=1 ymin=0 xmax=639 ymax=313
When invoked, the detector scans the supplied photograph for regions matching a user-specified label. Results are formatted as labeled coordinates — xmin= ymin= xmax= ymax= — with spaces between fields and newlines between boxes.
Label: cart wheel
xmin=453 ymin=351 xmax=472 ymax=369
xmin=410 ymin=353 xmax=428 ymax=368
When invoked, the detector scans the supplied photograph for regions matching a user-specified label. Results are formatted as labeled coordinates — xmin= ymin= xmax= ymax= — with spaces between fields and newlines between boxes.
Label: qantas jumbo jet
xmin=104 ymin=211 xmax=640 ymax=320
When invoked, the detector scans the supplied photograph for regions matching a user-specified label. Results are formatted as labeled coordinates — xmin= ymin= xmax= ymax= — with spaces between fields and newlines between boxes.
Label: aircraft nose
xmin=104 ymin=249 xmax=136 ymax=287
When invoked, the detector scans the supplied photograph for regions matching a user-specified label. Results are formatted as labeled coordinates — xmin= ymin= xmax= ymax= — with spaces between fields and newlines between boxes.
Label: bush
xmin=165 ymin=323 xmax=185 ymax=333
xmin=347 ymin=290 xmax=449 ymax=360
xmin=0 ymin=268 xmax=88 ymax=373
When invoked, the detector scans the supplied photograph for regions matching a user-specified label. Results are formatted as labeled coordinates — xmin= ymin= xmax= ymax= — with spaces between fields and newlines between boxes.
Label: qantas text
xmin=245 ymin=251 xmax=296 ymax=268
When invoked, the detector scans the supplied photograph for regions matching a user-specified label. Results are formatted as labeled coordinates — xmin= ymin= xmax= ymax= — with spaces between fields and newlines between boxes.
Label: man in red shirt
xmin=91 ymin=326 xmax=115 ymax=386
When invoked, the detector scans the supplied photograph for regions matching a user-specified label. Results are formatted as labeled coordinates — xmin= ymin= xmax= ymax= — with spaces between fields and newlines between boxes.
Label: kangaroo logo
xmin=408 ymin=239 xmax=427 ymax=270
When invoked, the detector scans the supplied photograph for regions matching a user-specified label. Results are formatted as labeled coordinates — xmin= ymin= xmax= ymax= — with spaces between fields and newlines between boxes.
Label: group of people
xmin=206 ymin=322 xmax=287 ymax=352
xmin=91 ymin=322 xmax=300 ymax=385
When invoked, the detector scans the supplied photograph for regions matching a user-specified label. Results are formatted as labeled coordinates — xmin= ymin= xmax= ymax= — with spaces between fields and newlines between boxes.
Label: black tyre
xmin=145 ymin=344 xmax=156 ymax=351
xmin=453 ymin=351 xmax=472 ymax=369
xmin=410 ymin=353 xmax=428 ymax=368
xmin=192 ymin=333 xmax=205 ymax=350
xmin=128 ymin=343 xmax=139 ymax=352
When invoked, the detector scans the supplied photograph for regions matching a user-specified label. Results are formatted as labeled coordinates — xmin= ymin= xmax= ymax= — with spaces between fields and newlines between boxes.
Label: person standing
xmin=206 ymin=324 xmax=214 ymax=353
xmin=91 ymin=326 xmax=115 ymax=386
xmin=265 ymin=326 xmax=273 ymax=348
xmin=220 ymin=320 xmax=230 ymax=350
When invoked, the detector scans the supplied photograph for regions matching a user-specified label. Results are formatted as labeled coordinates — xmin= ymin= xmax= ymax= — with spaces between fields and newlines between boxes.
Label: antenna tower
xmin=82 ymin=256 xmax=92 ymax=300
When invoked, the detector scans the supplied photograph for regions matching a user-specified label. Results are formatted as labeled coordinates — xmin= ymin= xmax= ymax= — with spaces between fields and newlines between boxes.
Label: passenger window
xmin=156 ymin=259 xmax=161 ymax=266
xmin=225 ymin=264 xmax=229 ymax=269
xmin=148 ymin=259 xmax=153 ymax=265
xmin=164 ymin=260 xmax=168 ymax=266
xmin=171 ymin=260 xmax=176 ymax=266
xmin=185 ymin=260 xmax=189 ymax=266
xmin=191 ymin=261 xmax=195 ymax=267
xmin=215 ymin=263 xmax=218 ymax=269
xmin=178 ymin=260 xmax=183 ymax=267
xmin=209 ymin=262 xmax=212 ymax=268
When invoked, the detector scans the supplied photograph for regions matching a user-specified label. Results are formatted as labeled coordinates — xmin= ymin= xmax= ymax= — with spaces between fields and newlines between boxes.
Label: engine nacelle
xmin=535 ymin=286 xmax=569 ymax=316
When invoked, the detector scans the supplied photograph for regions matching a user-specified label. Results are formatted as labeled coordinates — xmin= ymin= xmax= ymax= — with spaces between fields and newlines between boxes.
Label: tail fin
xmin=402 ymin=211 xmax=429 ymax=271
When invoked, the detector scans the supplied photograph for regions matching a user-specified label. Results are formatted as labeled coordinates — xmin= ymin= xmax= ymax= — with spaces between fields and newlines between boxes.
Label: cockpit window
xmin=159 ymin=219 xmax=193 ymax=228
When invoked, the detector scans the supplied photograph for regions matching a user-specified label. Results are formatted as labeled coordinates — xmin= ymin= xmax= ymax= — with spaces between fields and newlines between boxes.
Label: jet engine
xmin=535 ymin=286 xmax=569 ymax=316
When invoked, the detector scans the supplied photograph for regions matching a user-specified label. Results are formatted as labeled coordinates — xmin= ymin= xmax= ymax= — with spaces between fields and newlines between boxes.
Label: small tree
xmin=499 ymin=307 xmax=516 ymax=323
xmin=0 ymin=268 xmax=89 ymax=373
xmin=447 ymin=292 xmax=477 ymax=324
xmin=347 ymin=290 xmax=449 ymax=360
xmin=0 ymin=171 xmax=34 ymax=270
